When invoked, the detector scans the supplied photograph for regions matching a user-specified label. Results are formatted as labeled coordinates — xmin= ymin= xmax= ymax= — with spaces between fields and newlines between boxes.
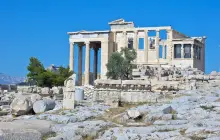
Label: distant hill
xmin=0 ymin=73 xmax=26 ymax=85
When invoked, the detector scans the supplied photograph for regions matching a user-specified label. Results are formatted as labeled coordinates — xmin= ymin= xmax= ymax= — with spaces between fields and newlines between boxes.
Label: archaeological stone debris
xmin=1 ymin=19 xmax=220 ymax=140
xmin=2 ymin=64 xmax=220 ymax=139
xmin=63 ymin=74 xmax=76 ymax=110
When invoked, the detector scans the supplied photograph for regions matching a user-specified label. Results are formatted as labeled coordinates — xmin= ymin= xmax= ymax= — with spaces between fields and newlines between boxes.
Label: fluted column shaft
xmin=162 ymin=45 xmax=165 ymax=59
xmin=133 ymin=31 xmax=138 ymax=51
xmin=144 ymin=30 xmax=149 ymax=63
xmin=85 ymin=42 xmax=90 ymax=85
xmin=155 ymin=30 xmax=160 ymax=63
xmin=69 ymin=42 xmax=74 ymax=71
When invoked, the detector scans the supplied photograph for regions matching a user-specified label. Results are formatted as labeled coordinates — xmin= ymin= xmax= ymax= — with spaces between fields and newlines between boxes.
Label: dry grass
xmin=96 ymin=102 xmax=151 ymax=126
xmin=82 ymin=125 xmax=110 ymax=140
xmin=200 ymin=105 xmax=215 ymax=111
xmin=179 ymin=129 xmax=186 ymax=135
xmin=83 ymin=135 xmax=95 ymax=140
xmin=42 ymin=132 xmax=56 ymax=140
xmin=100 ymin=104 xmax=136 ymax=125
xmin=107 ymin=103 xmax=136 ymax=116
xmin=189 ymin=136 xmax=206 ymax=140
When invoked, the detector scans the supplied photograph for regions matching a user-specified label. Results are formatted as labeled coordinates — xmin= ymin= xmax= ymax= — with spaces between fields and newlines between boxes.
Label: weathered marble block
xmin=63 ymin=74 xmax=76 ymax=110
xmin=33 ymin=99 xmax=55 ymax=113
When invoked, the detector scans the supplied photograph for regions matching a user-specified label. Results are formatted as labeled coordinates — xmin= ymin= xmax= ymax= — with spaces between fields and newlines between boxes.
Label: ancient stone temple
xmin=68 ymin=19 xmax=206 ymax=85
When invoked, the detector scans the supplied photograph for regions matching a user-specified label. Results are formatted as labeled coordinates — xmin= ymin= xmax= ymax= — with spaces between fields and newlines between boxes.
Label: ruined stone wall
xmin=94 ymin=66 xmax=220 ymax=105
xmin=94 ymin=88 xmax=161 ymax=103
xmin=93 ymin=79 xmax=157 ymax=103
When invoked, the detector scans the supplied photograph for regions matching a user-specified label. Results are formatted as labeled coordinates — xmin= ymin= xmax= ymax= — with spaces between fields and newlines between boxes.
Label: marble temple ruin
xmin=68 ymin=19 xmax=206 ymax=85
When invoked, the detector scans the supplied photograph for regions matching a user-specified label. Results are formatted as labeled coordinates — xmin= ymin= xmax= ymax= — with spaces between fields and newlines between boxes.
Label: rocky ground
xmin=0 ymin=80 xmax=220 ymax=139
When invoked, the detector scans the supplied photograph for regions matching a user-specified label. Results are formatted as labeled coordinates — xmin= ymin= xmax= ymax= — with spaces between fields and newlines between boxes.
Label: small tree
xmin=53 ymin=66 xmax=73 ymax=86
xmin=27 ymin=57 xmax=73 ymax=87
xmin=37 ymin=71 xmax=55 ymax=88
xmin=27 ymin=57 xmax=45 ymax=84
xmin=106 ymin=47 xmax=137 ymax=80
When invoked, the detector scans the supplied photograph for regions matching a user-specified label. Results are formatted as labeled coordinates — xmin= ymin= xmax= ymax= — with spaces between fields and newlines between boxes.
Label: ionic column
xmin=93 ymin=47 xmax=98 ymax=80
xmin=162 ymin=45 xmax=165 ymax=59
xmin=191 ymin=44 xmax=194 ymax=58
xmin=85 ymin=41 xmax=90 ymax=85
xmin=155 ymin=30 xmax=160 ymax=63
xmin=181 ymin=44 xmax=184 ymax=58
xmin=69 ymin=42 xmax=74 ymax=71
xmin=133 ymin=31 xmax=138 ymax=63
xmin=133 ymin=30 xmax=138 ymax=51
xmin=78 ymin=44 xmax=83 ymax=86
xmin=144 ymin=30 xmax=149 ymax=63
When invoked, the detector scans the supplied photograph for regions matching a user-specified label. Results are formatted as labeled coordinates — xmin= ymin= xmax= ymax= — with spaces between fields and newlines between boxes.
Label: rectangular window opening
xmin=148 ymin=30 xmax=156 ymax=37
xmin=174 ymin=44 xmax=181 ymax=58
xmin=184 ymin=44 xmax=191 ymax=58
xmin=138 ymin=38 xmax=144 ymax=50
xmin=159 ymin=30 xmax=167 ymax=40
xmin=149 ymin=37 xmax=155 ymax=49
xmin=128 ymin=37 xmax=133 ymax=49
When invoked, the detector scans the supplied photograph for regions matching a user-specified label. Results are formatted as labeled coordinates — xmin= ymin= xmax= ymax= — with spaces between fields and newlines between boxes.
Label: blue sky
xmin=0 ymin=0 xmax=220 ymax=76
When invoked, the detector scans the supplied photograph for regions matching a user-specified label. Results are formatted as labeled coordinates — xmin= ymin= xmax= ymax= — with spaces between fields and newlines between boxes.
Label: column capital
xmin=144 ymin=30 xmax=149 ymax=33
xmin=123 ymin=31 xmax=127 ymax=34
xmin=156 ymin=29 xmax=160 ymax=32
xmin=167 ymin=29 xmax=172 ymax=32
xmin=85 ymin=41 xmax=90 ymax=45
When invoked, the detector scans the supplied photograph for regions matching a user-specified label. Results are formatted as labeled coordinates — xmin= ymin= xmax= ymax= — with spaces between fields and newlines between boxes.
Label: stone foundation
xmin=94 ymin=67 xmax=220 ymax=105
xmin=93 ymin=79 xmax=159 ymax=104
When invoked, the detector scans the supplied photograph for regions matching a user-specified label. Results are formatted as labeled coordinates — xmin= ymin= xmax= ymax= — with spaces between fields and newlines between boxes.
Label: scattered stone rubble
xmin=94 ymin=66 xmax=220 ymax=106
xmin=0 ymin=67 xmax=220 ymax=139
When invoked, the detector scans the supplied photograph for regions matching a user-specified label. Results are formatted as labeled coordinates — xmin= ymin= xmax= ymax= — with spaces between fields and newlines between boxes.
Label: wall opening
xmin=149 ymin=38 xmax=155 ymax=49
xmin=148 ymin=30 xmax=156 ymax=37
xmin=174 ymin=44 xmax=181 ymax=58
xmin=194 ymin=45 xmax=201 ymax=59
xmin=128 ymin=37 xmax=133 ymax=49
xmin=138 ymin=38 xmax=144 ymax=50
xmin=159 ymin=30 xmax=167 ymax=40
xmin=183 ymin=44 xmax=191 ymax=58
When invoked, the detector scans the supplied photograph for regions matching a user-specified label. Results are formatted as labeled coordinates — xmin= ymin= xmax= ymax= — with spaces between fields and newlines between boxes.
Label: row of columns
xmin=116 ymin=29 xmax=161 ymax=64
xmin=69 ymin=42 xmax=99 ymax=85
